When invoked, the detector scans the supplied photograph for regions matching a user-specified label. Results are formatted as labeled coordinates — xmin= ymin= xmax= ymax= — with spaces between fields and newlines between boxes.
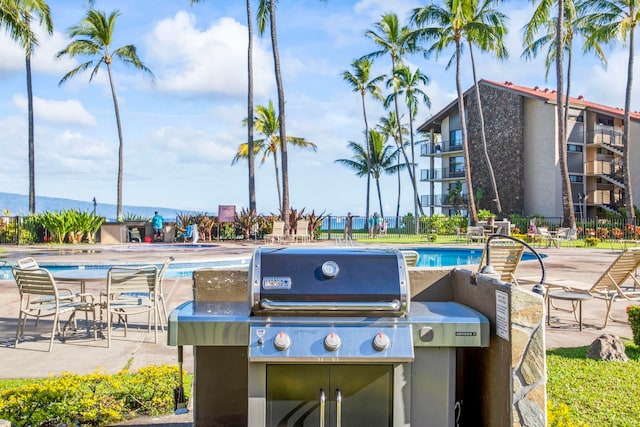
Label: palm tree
xmin=522 ymin=0 xmax=604 ymax=228
xmin=582 ymin=0 xmax=640 ymax=222
xmin=364 ymin=13 xmax=423 ymax=228
xmin=411 ymin=1 xmax=480 ymax=224
xmin=56 ymin=9 xmax=154 ymax=221
xmin=341 ymin=57 xmax=385 ymax=225
xmin=258 ymin=0 xmax=290 ymax=230
xmin=385 ymin=64 xmax=430 ymax=221
xmin=1 ymin=0 xmax=53 ymax=214
xmin=377 ymin=111 xmax=409 ymax=219
xmin=335 ymin=129 xmax=403 ymax=217
xmin=232 ymin=100 xmax=317 ymax=209
xmin=465 ymin=0 xmax=509 ymax=216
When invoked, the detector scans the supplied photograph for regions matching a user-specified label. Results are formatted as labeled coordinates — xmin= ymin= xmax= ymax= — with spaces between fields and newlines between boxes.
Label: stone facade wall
xmin=465 ymin=84 xmax=526 ymax=215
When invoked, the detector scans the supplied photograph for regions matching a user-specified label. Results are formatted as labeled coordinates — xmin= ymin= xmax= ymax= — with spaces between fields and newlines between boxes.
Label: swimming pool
xmin=413 ymin=247 xmax=542 ymax=267
xmin=0 ymin=258 xmax=251 ymax=280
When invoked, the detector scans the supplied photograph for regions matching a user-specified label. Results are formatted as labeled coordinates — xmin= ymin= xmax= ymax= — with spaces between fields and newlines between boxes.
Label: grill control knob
xmin=372 ymin=332 xmax=390 ymax=351
xmin=324 ymin=332 xmax=341 ymax=351
xmin=273 ymin=332 xmax=291 ymax=351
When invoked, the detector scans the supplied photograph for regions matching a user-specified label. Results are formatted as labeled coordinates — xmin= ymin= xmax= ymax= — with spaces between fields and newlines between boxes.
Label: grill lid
xmin=249 ymin=247 xmax=410 ymax=316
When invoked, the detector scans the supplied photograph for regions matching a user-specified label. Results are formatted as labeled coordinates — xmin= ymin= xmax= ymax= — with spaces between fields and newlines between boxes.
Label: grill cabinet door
xmin=266 ymin=365 xmax=393 ymax=427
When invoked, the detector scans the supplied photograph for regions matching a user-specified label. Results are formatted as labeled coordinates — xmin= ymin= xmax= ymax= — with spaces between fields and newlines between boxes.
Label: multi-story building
xmin=417 ymin=79 xmax=640 ymax=219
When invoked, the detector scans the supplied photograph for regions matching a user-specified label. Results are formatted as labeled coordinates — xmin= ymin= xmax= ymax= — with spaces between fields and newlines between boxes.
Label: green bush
xmin=628 ymin=306 xmax=640 ymax=346
xmin=584 ymin=236 xmax=599 ymax=247
xmin=0 ymin=365 xmax=188 ymax=426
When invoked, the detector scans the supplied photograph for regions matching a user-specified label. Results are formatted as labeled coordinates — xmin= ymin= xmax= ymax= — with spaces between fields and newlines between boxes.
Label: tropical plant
xmin=233 ymin=100 xmax=317 ymax=209
xmin=411 ymin=0 xmax=480 ymax=224
xmin=364 ymin=13 xmax=423 ymax=225
xmin=257 ymin=0 xmax=290 ymax=232
xmin=446 ymin=180 xmax=466 ymax=215
xmin=1 ymin=0 xmax=52 ymax=214
xmin=236 ymin=207 xmax=258 ymax=239
xmin=464 ymin=0 xmax=509 ymax=216
xmin=335 ymin=129 xmax=403 ymax=218
xmin=305 ymin=209 xmax=328 ymax=240
xmin=582 ymin=0 xmax=640 ymax=222
xmin=56 ymin=9 xmax=154 ymax=222
xmin=384 ymin=64 xmax=431 ymax=227
xmin=342 ymin=57 xmax=385 ymax=224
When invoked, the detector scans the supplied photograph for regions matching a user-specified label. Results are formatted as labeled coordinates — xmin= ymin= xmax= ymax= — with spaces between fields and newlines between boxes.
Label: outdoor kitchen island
xmin=168 ymin=247 xmax=547 ymax=426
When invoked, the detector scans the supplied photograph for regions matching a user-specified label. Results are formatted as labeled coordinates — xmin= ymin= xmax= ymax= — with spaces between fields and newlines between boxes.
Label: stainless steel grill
xmin=169 ymin=247 xmax=490 ymax=426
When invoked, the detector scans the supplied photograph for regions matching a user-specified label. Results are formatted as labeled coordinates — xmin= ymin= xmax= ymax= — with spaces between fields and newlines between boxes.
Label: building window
xmin=569 ymin=175 xmax=583 ymax=183
xmin=450 ymin=129 xmax=462 ymax=145
xmin=567 ymin=144 xmax=583 ymax=152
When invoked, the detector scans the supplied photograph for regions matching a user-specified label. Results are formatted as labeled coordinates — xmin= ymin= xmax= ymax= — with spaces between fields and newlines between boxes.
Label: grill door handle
xmin=259 ymin=299 xmax=402 ymax=312
xmin=335 ymin=389 xmax=342 ymax=427
xmin=319 ymin=389 xmax=325 ymax=427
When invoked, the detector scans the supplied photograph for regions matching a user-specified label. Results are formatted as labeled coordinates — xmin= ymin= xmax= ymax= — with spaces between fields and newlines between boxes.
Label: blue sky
xmin=1 ymin=0 xmax=639 ymax=217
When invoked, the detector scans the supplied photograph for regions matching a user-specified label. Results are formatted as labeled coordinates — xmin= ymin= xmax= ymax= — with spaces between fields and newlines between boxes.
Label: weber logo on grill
xmin=455 ymin=331 xmax=477 ymax=337
xmin=263 ymin=276 xmax=292 ymax=290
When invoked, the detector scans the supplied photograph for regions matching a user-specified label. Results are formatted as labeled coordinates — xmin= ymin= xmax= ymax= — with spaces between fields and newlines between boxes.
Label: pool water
xmin=0 ymin=258 xmax=251 ymax=280
xmin=413 ymin=247 xmax=541 ymax=267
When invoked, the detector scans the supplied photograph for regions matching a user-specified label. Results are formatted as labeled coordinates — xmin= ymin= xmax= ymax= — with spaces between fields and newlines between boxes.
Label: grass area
xmin=547 ymin=343 xmax=640 ymax=426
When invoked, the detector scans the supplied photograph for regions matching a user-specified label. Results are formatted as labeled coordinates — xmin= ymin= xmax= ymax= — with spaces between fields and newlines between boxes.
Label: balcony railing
xmin=586 ymin=127 xmax=624 ymax=150
xmin=421 ymin=141 xmax=464 ymax=156
xmin=420 ymin=167 xmax=466 ymax=181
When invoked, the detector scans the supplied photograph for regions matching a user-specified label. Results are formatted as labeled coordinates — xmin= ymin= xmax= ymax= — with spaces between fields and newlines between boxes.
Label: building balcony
xmin=420 ymin=167 xmax=466 ymax=181
xmin=421 ymin=141 xmax=464 ymax=156
xmin=586 ymin=127 xmax=624 ymax=155
xmin=585 ymin=160 xmax=624 ymax=187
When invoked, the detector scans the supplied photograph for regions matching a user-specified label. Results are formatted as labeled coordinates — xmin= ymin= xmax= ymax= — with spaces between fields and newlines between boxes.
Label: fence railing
xmin=2 ymin=214 xmax=640 ymax=244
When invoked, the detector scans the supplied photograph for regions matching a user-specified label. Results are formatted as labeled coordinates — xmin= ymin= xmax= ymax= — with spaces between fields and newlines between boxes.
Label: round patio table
xmin=546 ymin=290 xmax=592 ymax=331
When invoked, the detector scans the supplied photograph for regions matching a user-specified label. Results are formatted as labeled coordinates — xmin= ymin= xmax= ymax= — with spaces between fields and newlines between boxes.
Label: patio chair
xmin=546 ymin=247 xmax=640 ymax=328
xmin=17 ymin=257 xmax=39 ymax=269
xmin=401 ymin=250 xmax=420 ymax=267
xmin=477 ymin=239 xmax=525 ymax=285
xmin=293 ymin=219 xmax=310 ymax=243
xmin=265 ymin=220 xmax=286 ymax=244
xmin=533 ymin=226 xmax=552 ymax=247
xmin=118 ymin=257 xmax=173 ymax=330
xmin=12 ymin=267 xmax=97 ymax=352
xmin=547 ymin=227 xmax=570 ymax=248
xmin=103 ymin=265 xmax=160 ymax=347
xmin=466 ymin=226 xmax=486 ymax=245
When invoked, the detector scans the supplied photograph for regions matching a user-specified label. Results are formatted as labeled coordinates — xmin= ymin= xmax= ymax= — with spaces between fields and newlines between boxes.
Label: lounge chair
xmin=12 ymin=267 xmax=98 ymax=351
xmin=546 ymin=247 xmax=640 ymax=328
xmin=466 ymin=226 xmax=486 ymax=244
xmin=293 ymin=219 xmax=310 ymax=243
xmin=265 ymin=220 xmax=286 ymax=244
xmin=477 ymin=239 xmax=525 ymax=285
xmin=401 ymin=250 xmax=420 ymax=267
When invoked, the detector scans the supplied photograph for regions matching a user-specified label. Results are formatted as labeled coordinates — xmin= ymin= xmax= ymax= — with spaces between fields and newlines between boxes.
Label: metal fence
xmin=2 ymin=214 xmax=639 ymax=245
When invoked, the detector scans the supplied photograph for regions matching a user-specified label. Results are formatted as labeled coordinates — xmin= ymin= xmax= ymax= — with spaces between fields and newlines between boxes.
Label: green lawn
xmin=547 ymin=343 xmax=640 ymax=426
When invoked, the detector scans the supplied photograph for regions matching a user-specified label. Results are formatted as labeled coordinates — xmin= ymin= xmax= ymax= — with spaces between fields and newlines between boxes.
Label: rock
xmin=587 ymin=334 xmax=628 ymax=362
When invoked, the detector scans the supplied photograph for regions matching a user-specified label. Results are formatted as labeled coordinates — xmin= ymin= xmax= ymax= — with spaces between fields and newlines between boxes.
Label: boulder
xmin=587 ymin=334 xmax=628 ymax=362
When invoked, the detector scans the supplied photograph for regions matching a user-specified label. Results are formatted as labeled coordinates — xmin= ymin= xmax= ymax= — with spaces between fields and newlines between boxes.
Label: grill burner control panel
xmin=248 ymin=324 xmax=414 ymax=362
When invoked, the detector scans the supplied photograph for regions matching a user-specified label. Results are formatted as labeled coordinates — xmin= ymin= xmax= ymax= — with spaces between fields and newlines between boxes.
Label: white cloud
xmin=146 ymin=12 xmax=274 ymax=97
xmin=12 ymin=94 xmax=96 ymax=126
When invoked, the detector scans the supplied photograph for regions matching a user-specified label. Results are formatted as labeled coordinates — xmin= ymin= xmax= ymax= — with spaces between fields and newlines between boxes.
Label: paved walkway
xmin=0 ymin=241 xmax=636 ymax=426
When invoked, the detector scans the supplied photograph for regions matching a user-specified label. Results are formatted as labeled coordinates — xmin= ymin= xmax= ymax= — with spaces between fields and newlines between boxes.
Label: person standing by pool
xmin=152 ymin=211 xmax=164 ymax=242
xmin=344 ymin=212 xmax=353 ymax=240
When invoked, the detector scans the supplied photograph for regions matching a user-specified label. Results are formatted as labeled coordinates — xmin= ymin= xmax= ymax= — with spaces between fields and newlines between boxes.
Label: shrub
xmin=628 ymin=306 xmax=640 ymax=346
xmin=584 ymin=236 xmax=599 ymax=247
xmin=0 ymin=365 xmax=187 ymax=426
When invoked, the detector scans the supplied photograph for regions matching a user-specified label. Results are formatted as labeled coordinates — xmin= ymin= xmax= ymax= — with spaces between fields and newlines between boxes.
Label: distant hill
xmin=0 ymin=192 xmax=190 ymax=221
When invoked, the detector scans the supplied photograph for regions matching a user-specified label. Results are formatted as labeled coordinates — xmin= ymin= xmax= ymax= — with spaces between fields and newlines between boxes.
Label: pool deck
xmin=0 ymin=240 xmax=636 ymax=426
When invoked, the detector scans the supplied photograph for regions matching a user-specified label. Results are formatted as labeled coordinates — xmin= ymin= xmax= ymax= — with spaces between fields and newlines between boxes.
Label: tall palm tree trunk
xmin=361 ymin=95 xmax=371 ymax=224
xmin=407 ymin=103 xmax=424 ymax=232
xmin=247 ymin=0 xmax=256 ymax=214
xmin=623 ymin=25 xmax=636 ymax=222
xmin=555 ymin=0 xmax=575 ymax=229
xmin=106 ymin=61 xmax=125 ymax=221
xmin=375 ymin=178 xmax=384 ymax=218
xmin=272 ymin=149 xmax=282 ymax=209
xmin=469 ymin=44 xmax=501 ymax=215
xmin=268 ymin=0 xmax=289 ymax=231
xmin=396 ymin=154 xmax=401 ymax=219
xmin=26 ymin=53 xmax=35 ymax=214
xmin=456 ymin=39 xmax=477 ymax=224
